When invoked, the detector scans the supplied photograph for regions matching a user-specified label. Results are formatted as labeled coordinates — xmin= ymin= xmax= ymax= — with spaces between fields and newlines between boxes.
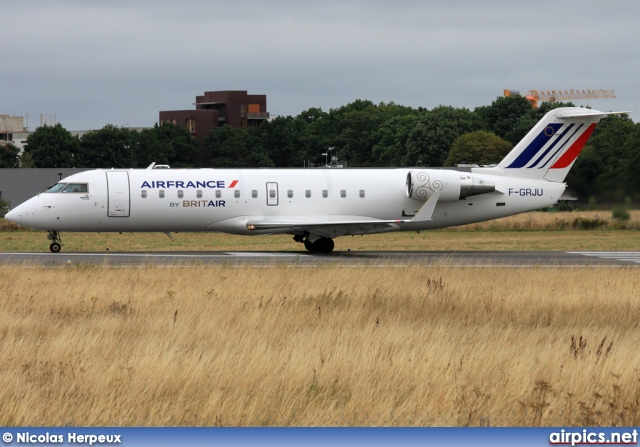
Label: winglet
xmin=411 ymin=192 xmax=439 ymax=222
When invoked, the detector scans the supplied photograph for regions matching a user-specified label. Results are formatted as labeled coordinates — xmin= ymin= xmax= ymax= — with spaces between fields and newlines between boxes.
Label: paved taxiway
xmin=0 ymin=251 xmax=639 ymax=267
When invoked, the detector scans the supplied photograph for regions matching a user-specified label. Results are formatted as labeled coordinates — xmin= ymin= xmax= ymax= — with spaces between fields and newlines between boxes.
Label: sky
xmin=3 ymin=0 xmax=640 ymax=131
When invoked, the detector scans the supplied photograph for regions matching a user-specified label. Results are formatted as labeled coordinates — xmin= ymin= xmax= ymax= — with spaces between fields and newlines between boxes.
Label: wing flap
xmin=246 ymin=219 xmax=399 ymax=235
xmin=245 ymin=192 xmax=441 ymax=237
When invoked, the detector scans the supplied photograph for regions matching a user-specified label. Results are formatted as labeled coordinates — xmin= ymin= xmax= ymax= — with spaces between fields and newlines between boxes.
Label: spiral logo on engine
xmin=410 ymin=171 xmax=443 ymax=199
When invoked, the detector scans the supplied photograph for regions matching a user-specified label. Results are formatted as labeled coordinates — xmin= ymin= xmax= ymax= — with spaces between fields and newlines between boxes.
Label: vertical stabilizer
xmin=472 ymin=108 xmax=619 ymax=182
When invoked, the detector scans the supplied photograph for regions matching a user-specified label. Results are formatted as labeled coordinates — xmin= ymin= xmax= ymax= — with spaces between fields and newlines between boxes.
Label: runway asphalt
xmin=0 ymin=250 xmax=639 ymax=267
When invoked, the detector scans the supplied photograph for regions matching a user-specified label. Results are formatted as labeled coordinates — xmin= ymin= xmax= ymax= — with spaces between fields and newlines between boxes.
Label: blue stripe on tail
xmin=538 ymin=123 xmax=584 ymax=169
xmin=527 ymin=123 xmax=574 ymax=168
xmin=506 ymin=123 xmax=564 ymax=168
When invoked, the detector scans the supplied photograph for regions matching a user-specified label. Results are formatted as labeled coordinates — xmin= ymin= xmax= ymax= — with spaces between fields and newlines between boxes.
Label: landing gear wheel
xmin=47 ymin=231 xmax=63 ymax=253
xmin=317 ymin=237 xmax=334 ymax=253
xmin=304 ymin=237 xmax=335 ymax=254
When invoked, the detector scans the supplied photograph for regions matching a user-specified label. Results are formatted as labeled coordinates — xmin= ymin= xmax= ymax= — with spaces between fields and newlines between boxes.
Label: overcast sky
xmin=3 ymin=1 xmax=639 ymax=130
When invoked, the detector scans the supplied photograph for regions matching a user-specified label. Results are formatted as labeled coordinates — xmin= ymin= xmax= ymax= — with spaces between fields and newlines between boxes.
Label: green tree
xmin=372 ymin=114 xmax=421 ymax=166
xmin=583 ymin=114 xmax=636 ymax=201
xmin=254 ymin=116 xmax=308 ymax=167
xmin=297 ymin=107 xmax=329 ymax=124
xmin=0 ymin=142 xmax=21 ymax=168
xmin=327 ymin=100 xmax=420 ymax=167
xmin=205 ymin=126 xmax=274 ymax=168
xmin=23 ymin=124 xmax=82 ymax=168
xmin=136 ymin=123 xmax=199 ymax=168
xmin=19 ymin=152 xmax=35 ymax=168
xmin=80 ymin=125 xmax=139 ymax=168
xmin=0 ymin=197 xmax=10 ymax=218
xmin=444 ymin=131 xmax=512 ymax=166
xmin=475 ymin=96 xmax=532 ymax=143
xmin=618 ymin=123 xmax=640 ymax=201
xmin=303 ymin=109 xmax=340 ymax=166
xmin=403 ymin=106 xmax=485 ymax=167
xmin=336 ymin=106 xmax=381 ymax=166
xmin=567 ymin=145 xmax=604 ymax=198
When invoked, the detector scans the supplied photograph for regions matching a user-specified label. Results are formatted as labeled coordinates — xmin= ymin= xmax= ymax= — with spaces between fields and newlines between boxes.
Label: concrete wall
xmin=0 ymin=115 xmax=24 ymax=133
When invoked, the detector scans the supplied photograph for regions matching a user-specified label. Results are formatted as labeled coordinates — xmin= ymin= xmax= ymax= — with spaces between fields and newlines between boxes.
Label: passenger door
xmin=106 ymin=171 xmax=130 ymax=217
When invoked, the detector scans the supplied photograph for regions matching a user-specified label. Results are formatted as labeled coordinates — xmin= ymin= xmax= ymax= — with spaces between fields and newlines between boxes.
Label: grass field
xmin=1 ymin=210 xmax=640 ymax=252
xmin=1 ymin=264 xmax=639 ymax=426
xmin=1 ymin=210 xmax=638 ymax=426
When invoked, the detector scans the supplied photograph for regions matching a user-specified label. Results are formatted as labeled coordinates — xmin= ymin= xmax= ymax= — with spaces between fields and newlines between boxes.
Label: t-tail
xmin=472 ymin=107 xmax=626 ymax=182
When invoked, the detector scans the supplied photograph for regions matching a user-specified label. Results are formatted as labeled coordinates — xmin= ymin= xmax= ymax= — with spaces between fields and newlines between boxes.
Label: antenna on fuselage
xmin=146 ymin=162 xmax=170 ymax=169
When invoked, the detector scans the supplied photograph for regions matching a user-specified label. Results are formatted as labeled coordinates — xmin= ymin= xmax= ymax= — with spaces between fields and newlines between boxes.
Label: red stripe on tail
xmin=550 ymin=123 xmax=597 ymax=169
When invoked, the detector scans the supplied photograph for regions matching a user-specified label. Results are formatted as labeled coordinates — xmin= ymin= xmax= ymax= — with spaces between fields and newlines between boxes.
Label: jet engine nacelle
xmin=406 ymin=170 xmax=495 ymax=202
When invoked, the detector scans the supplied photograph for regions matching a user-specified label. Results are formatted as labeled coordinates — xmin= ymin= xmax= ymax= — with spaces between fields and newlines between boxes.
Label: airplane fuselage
xmin=9 ymin=167 xmax=564 ymax=235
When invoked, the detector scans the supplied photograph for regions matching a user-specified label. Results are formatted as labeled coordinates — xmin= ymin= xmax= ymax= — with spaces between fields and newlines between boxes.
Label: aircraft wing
xmin=246 ymin=193 xmax=440 ymax=237
xmin=246 ymin=218 xmax=402 ymax=238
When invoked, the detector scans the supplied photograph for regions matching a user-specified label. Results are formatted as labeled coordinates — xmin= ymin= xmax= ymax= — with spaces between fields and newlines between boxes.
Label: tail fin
xmin=472 ymin=107 xmax=623 ymax=182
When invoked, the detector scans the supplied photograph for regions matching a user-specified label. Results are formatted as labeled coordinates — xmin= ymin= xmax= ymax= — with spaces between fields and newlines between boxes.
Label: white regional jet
xmin=5 ymin=107 xmax=620 ymax=253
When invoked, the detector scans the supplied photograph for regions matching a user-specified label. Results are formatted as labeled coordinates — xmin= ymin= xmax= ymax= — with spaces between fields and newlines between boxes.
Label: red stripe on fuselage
xmin=228 ymin=180 xmax=238 ymax=188
xmin=550 ymin=123 xmax=596 ymax=169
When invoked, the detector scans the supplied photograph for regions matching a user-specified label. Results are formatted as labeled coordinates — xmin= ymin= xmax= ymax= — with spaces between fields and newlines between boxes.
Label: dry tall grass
xmin=444 ymin=210 xmax=640 ymax=231
xmin=1 ymin=264 xmax=639 ymax=426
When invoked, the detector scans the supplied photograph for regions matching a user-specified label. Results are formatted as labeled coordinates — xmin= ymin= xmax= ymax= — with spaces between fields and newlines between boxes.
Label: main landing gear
xmin=47 ymin=231 xmax=63 ymax=253
xmin=293 ymin=233 xmax=335 ymax=253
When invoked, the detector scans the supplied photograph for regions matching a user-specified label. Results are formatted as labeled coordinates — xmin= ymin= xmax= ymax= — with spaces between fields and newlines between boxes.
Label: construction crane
xmin=503 ymin=89 xmax=616 ymax=108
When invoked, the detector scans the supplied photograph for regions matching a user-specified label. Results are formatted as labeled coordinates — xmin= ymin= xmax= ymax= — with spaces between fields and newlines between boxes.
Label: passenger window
xmin=216 ymin=190 xmax=221 ymax=198
xmin=269 ymin=189 xmax=276 ymax=199
xmin=197 ymin=190 xmax=203 ymax=198
xmin=234 ymin=190 xmax=241 ymax=198
xmin=305 ymin=190 xmax=311 ymax=198
xmin=322 ymin=190 xmax=328 ymax=198
xmin=141 ymin=190 xmax=147 ymax=198
xmin=62 ymin=183 xmax=88 ymax=193
xmin=340 ymin=190 xmax=346 ymax=198
xmin=252 ymin=190 xmax=258 ymax=198
xmin=177 ymin=190 xmax=184 ymax=198
xmin=359 ymin=190 xmax=365 ymax=198
xmin=287 ymin=190 xmax=293 ymax=198
xmin=159 ymin=190 xmax=165 ymax=198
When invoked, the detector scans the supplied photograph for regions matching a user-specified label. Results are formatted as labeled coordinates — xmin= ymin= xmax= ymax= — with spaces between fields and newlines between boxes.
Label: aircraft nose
xmin=4 ymin=208 xmax=21 ymax=225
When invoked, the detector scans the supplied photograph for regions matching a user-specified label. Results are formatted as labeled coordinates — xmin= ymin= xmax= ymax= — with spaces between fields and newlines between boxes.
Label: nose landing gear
xmin=47 ymin=231 xmax=63 ymax=253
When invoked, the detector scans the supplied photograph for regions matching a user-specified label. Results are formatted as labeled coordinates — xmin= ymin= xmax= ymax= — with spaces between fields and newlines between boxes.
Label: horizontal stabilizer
xmin=555 ymin=109 xmax=632 ymax=119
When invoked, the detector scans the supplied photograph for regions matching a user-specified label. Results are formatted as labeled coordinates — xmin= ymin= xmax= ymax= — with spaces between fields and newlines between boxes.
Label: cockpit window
xmin=62 ymin=183 xmax=88 ymax=193
xmin=45 ymin=183 xmax=67 ymax=193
